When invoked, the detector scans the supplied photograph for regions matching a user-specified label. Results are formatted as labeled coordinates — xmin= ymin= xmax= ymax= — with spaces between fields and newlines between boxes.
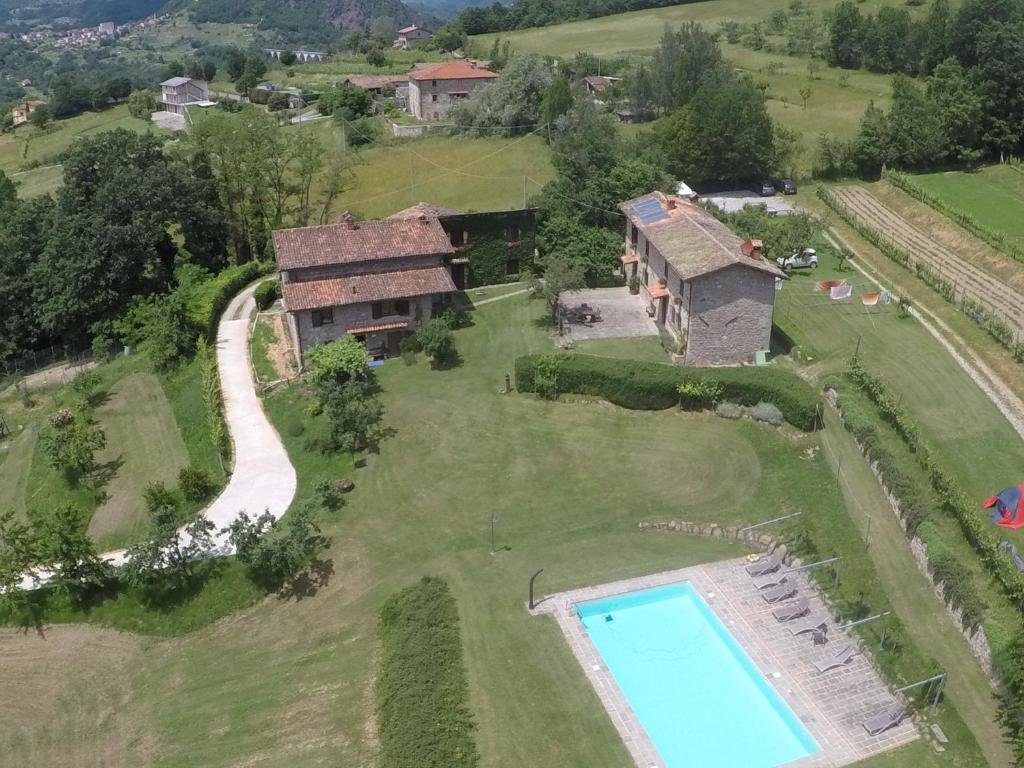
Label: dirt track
xmin=834 ymin=186 xmax=1024 ymax=336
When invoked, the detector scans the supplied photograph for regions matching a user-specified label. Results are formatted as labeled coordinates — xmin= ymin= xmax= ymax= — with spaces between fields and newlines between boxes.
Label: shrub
xmin=315 ymin=477 xmax=342 ymax=511
xmin=715 ymin=402 xmax=743 ymax=420
xmin=253 ymin=280 xmax=281 ymax=310
xmin=416 ymin=318 xmax=456 ymax=367
xmin=532 ymin=353 xmax=562 ymax=400
xmin=749 ymin=401 xmax=784 ymax=426
xmin=143 ymin=481 xmax=177 ymax=514
xmin=187 ymin=261 xmax=274 ymax=341
xmin=178 ymin=465 xmax=215 ymax=502
xmin=515 ymin=354 xmax=821 ymax=430
xmin=436 ymin=307 xmax=472 ymax=329
xmin=676 ymin=379 xmax=723 ymax=410
xmin=377 ymin=577 xmax=478 ymax=768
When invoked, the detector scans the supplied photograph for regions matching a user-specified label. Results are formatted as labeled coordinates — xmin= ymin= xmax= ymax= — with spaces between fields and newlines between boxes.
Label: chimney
xmin=666 ymin=198 xmax=677 ymax=211
xmin=341 ymin=212 xmax=358 ymax=230
xmin=742 ymin=239 xmax=764 ymax=258
xmin=418 ymin=213 xmax=428 ymax=225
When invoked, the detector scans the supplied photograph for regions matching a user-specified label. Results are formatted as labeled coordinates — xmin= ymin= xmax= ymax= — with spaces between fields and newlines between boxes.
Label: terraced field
xmin=832 ymin=186 xmax=1024 ymax=337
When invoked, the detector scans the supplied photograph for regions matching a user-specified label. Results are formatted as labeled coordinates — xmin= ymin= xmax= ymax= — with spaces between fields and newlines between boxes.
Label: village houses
xmin=11 ymin=99 xmax=46 ymax=126
xmin=619 ymin=192 xmax=784 ymax=365
xmin=407 ymin=60 xmax=497 ymax=121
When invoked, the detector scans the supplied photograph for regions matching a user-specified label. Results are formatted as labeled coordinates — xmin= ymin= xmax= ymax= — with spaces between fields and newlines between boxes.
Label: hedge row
xmin=515 ymin=353 xmax=822 ymax=431
xmin=187 ymin=260 xmax=275 ymax=341
xmin=837 ymin=389 xmax=988 ymax=630
xmin=376 ymin=577 xmax=478 ymax=768
xmin=883 ymin=169 xmax=1024 ymax=266
xmin=848 ymin=360 xmax=1024 ymax=605
xmin=818 ymin=186 xmax=1024 ymax=362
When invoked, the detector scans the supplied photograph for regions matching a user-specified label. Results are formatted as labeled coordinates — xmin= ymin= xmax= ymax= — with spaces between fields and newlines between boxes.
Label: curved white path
xmin=19 ymin=282 xmax=296 ymax=587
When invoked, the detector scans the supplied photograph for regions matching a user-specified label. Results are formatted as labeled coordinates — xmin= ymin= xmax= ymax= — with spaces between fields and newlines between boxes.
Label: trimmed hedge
xmin=187 ymin=261 xmax=274 ymax=341
xmin=515 ymin=353 xmax=822 ymax=431
xmin=377 ymin=577 xmax=478 ymax=768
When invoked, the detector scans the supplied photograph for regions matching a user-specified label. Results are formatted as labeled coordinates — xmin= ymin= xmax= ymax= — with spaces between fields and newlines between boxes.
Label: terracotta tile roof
xmin=388 ymin=202 xmax=465 ymax=220
xmin=282 ymin=267 xmax=457 ymax=311
xmin=344 ymin=74 xmax=408 ymax=90
xmin=347 ymin=320 xmax=409 ymax=334
xmin=409 ymin=61 xmax=497 ymax=81
xmin=273 ymin=218 xmax=455 ymax=270
xmin=620 ymin=253 xmax=639 ymax=264
xmin=397 ymin=25 xmax=423 ymax=34
xmin=584 ymin=75 xmax=610 ymax=92
xmin=619 ymin=192 xmax=784 ymax=281
xmin=647 ymin=282 xmax=670 ymax=299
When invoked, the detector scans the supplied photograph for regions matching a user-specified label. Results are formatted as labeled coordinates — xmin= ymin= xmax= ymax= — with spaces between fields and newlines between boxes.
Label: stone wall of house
xmin=685 ymin=264 xmax=775 ymax=365
xmin=410 ymin=76 xmax=492 ymax=121
xmin=294 ymin=292 xmax=435 ymax=353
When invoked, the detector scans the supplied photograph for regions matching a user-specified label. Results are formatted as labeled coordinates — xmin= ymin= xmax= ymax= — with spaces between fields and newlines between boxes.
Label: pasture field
xmin=912 ymin=165 xmax=1024 ymax=250
xmin=1 ymin=293 xmax=981 ymax=768
xmin=1 ymin=105 xmax=157 ymax=198
xmin=291 ymin=122 xmax=557 ymax=220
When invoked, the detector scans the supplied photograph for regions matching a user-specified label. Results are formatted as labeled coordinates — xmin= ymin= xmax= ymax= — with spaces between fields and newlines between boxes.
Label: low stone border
xmin=637 ymin=519 xmax=801 ymax=567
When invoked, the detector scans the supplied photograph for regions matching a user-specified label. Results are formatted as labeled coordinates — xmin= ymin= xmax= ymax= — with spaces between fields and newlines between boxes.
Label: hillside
xmin=169 ymin=0 xmax=441 ymax=43
xmin=0 ymin=0 xmax=166 ymax=31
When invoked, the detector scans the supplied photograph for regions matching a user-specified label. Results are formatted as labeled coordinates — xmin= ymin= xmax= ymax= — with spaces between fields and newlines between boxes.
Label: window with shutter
xmin=371 ymin=302 xmax=383 ymax=319
xmin=396 ymin=299 xmax=410 ymax=316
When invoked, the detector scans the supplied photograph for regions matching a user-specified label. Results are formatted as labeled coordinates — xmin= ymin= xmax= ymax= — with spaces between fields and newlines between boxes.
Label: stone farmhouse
xmin=407 ymin=61 xmax=497 ymax=121
xmin=159 ymin=77 xmax=210 ymax=115
xmin=619 ymin=192 xmax=784 ymax=365
xmin=11 ymin=99 xmax=46 ymax=126
xmin=273 ymin=213 xmax=458 ymax=360
xmin=394 ymin=25 xmax=432 ymax=48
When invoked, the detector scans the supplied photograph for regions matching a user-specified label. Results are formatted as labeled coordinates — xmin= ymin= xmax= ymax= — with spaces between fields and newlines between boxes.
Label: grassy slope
xmin=249 ymin=316 xmax=279 ymax=384
xmin=86 ymin=373 xmax=190 ymax=551
xmin=912 ymin=164 xmax=1024 ymax=249
xmin=295 ymin=124 xmax=556 ymax=219
xmin=473 ymin=0 xmax=897 ymax=173
xmin=1 ymin=105 xmax=156 ymax=198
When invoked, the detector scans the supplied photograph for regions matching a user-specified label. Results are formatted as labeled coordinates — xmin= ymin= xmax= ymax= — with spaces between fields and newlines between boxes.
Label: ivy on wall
xmin=443 ymin=211 xmax=537 ymax=288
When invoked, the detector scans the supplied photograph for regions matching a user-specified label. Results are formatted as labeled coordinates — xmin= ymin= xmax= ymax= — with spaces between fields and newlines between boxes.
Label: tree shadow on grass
xmin=276 ymin=557 xmax=335 ymax=602
xmin=136 ymin=560 xmax=228 ymax=613
xmin=90 ymin=455 xmax=124 ymax=490
xmin=431 ymin=351 xmax=464 ymax=371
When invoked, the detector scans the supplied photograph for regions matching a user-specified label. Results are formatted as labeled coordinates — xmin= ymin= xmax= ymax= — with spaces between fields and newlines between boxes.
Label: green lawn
xmin=297 ymin=126 xmax=556 ymax=219
xmin=912 ymin=165 xmax=1024 ymax=249
xmin=573 ymin=335 xmax=668 ymax=363
xmin=1 ymin=105 xmax=158 ymax=198
xmin=250 ymin=316 xmax=280 ymax=384
xmin=4 ymin=292 xmax=969 ymax=767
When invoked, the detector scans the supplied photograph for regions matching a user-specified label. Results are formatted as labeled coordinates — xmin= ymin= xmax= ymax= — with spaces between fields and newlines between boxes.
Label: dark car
xmin=756 ymin=179 xmax=775 ymax=196
xmin=775 ymin=178 xmax=797 ymax=195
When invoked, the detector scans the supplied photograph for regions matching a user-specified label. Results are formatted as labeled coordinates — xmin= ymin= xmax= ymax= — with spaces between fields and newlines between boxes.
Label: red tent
xmin=984 ymin=484 xmax=1024 ymax=529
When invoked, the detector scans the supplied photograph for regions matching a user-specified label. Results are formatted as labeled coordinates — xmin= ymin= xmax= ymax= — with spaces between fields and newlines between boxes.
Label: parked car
xmin=775 ymin=178 xmax=797 ymax=194
xmin=755 ymin=179 xmax=775 ymax=196
xmin=776 ymin=247 xmax=818 ymax=271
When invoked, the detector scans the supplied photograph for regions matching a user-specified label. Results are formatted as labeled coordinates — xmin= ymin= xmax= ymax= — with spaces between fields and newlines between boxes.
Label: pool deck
xmin=531 ymin=558 xmax=918 ymax=768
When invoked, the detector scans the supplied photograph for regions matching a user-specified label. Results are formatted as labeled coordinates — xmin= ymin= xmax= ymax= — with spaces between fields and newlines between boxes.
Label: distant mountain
xmin=0 ymin=0 xmax=166 ymax=31
xmin=167 ymin=0 xmax=442 ymax=44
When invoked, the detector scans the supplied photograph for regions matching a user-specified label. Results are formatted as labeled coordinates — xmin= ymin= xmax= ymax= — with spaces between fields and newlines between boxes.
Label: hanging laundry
xmin=830 ymin=283 xmax=853 ymax=300
xmin=861 ymin=292 xmax=881 ymax=306
xmin=881 ymin=291 xmax=892 ymax=305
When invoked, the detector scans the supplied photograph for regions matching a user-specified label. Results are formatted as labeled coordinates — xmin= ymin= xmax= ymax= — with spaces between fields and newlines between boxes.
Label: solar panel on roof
xmin=632 ymin=198 xmax=669 ymax=224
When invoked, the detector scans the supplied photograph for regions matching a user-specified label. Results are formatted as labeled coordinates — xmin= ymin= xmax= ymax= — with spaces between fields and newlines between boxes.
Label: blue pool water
xmin=578 ymin=582 xmax=819 ymax=768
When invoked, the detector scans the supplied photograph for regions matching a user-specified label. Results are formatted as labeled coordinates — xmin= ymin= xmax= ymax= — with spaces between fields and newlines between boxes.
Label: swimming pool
xmin=578 ymin=582 xmax=819 ymax=768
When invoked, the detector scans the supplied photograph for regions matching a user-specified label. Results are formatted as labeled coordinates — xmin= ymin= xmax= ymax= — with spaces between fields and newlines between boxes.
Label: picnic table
xmin=561 ymin=302 xmax=602 ymax=324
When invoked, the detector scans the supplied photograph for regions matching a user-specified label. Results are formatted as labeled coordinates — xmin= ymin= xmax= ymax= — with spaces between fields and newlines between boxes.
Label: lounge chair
xmin=863 ymin=704 xmax=906 ymax=736
xmin=788 ymin=614 xmax=828 ymax=635
xmin=814 ymin=644 xmax=856 ymax=673
xmin=752 ymin=571 xmax=789 ymax=590
xmin=772 ymin=597 xmax=809 ymax=622
xmin=761 ymin=583 xmax=798 ymax=603
xmin=745 ymin=552 xmax=782 ymax=577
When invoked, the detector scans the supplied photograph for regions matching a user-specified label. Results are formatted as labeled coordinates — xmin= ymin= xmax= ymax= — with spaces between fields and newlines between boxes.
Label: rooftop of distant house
xmin=388 ymin=202 xmax=465 ymax=220
xmin=398 ymin=25 xmax=429 ymax=34
xmin=161 ymin=76 xmax=203 ymax=87
xmin=409 ymin=61 xmax=498 ymax=82
xmin=583 ymin=75 xmax=612 ymax=92
xmin=272 ymin=213 xmax=456 ymax=271
xmin=620 ymin=192 xmax=783 ymax=281
xmin=344 ymin=74 xmax=409 ymax=90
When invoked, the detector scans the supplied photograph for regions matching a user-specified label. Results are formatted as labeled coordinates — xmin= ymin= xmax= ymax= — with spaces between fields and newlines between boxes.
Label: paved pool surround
xmin=531 ymin=559 xmax=918 ymax=768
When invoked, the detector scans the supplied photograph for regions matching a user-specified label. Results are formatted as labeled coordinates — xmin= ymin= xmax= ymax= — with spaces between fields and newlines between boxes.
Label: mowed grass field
xmin=292 ymin=121 xmax=557 ymax=219
xmin=912 ymin=164 xmax=1024 ymax=249
xmin=0 ymin=293 xmax=975 ymax=768
xmin=1 ymin=105 xmax=157 ymax=198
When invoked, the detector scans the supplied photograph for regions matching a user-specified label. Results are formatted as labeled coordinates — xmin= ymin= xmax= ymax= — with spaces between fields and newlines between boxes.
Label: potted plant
xmin=628 ymin=275 xmax=640 ymax=295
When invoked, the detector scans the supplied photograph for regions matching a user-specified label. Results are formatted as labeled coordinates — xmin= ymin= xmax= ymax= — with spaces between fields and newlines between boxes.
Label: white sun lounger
xmin=772 ymin=597 xmax=809 ymax=622
xmin=863 ymin=704 xmax=906 ymax=736
xmin=752 ymin=571 xmax=789 ymax=590
xmin=745 ymin=552 xmax=782 ymax=577
xmin=761 ymin=583 xmax=797 ymax=603
xmin=788 ymin=614 xmax=828 ymax=635
xmin=814 ymin=644 xmax=856 ymax=673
